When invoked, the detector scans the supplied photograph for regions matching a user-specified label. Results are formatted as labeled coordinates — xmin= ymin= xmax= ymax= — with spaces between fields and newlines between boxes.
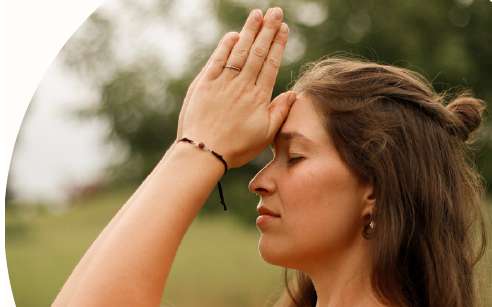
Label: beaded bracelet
xmin=178 ymin=137 xmax=227 ymax=211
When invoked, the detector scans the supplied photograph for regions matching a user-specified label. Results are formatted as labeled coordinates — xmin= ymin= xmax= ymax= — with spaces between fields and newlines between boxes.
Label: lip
xmin=257 ymin=205 xmax=281 ymax=217
xmin=256 ymin=205 xmax=280 ymax=226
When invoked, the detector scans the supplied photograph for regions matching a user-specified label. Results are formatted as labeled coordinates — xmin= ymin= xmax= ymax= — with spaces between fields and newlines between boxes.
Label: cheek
xmin=278 ymin=161 xmax=364 ymax=256
xmin=282 ymin=160 xmax=360 ymax=216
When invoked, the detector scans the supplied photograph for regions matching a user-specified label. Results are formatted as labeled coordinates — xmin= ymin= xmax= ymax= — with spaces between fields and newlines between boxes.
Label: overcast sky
xmin=7 ymin=0 xmax=223 ymax=204
xmin=8 ymin=57 xmax=111 ymax=203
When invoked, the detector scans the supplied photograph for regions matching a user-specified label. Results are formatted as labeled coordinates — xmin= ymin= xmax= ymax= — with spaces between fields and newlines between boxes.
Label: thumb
xmin=268 ymin=91 xmax=297 ymax=138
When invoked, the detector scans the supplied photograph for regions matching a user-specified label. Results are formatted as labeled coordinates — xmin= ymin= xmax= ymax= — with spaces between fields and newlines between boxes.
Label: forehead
xmin=277 ymin=95 xmax=327 ymax=142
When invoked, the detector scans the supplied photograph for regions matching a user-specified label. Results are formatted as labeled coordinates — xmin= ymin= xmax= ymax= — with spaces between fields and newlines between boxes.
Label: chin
xmin=258 ymin=236 xmax=279 ymax=265
xmin=258 ymin=236 xmax=297 ymax=268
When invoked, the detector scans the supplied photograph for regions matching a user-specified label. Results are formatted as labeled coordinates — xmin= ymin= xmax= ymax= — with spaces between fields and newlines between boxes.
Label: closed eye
xmin=288 ymin=157 xmax=304 ymax=164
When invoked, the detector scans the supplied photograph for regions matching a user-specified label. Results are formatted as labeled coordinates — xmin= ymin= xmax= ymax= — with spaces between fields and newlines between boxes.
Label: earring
xmin=362 ymin=210 xmax=375 ymax=240
xmin=369 ymin=210 xmax=375 ymax=228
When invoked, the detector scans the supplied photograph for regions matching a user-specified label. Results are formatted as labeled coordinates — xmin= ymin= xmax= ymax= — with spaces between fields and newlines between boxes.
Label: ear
xmin=360 ymin=181 xmax=376 ymax=217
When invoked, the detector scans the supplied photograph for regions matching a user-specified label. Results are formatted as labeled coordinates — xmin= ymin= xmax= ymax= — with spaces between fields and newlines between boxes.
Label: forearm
xmin=53 ymin=143 xmax=177 ymax=306
xmin=54 ymin=6 xmax=291 ymax=306
xmin=66 ymin=142 xmax=224 ymax=307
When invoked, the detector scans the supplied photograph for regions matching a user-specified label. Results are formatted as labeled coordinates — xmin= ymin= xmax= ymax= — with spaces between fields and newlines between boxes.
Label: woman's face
xmin=249 ymin=95 xmax=374 ymax=271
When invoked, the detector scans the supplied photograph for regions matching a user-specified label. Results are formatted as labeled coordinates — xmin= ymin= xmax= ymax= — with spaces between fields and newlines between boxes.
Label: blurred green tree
xmin=61 ymin=0 xmax=492 ymax=219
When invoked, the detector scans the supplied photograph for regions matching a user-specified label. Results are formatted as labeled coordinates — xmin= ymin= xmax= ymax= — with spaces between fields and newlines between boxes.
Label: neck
xmin=305 ymin=238 xmax=384 ymax=307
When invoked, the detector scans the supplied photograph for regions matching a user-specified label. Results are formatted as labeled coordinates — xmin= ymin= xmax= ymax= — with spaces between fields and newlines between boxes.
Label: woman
xmin=53 ymin=7 xmax=486 ymax=307
xmin=264 ymin=60 xmax=486 ymax=307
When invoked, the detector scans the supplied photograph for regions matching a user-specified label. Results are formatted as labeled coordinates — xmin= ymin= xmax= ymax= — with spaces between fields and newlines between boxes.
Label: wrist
xmin=173 ymin=141 xmax=223 ymax=172
xmin=175 ymin=138 xmax=229 ymax=211
xmin=178 ymin=138 xmax=228 ymax=174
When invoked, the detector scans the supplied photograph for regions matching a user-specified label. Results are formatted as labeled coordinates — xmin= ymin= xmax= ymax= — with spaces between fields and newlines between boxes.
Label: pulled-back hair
xmin=278 ymin=57 xmax=487 ymax=307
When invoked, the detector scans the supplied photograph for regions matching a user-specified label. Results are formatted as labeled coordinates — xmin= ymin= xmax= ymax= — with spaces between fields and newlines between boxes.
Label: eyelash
xmin=288 ymin=157 xmax=303 ymax=164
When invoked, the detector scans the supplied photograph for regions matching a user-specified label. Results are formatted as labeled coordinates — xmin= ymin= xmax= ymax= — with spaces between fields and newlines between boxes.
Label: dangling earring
xmin=362 ymin=210 xmax=375 ymax=240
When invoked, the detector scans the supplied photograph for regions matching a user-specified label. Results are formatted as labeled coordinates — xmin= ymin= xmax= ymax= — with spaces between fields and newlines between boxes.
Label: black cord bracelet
xmin=178 ymin=137 xmax=228 ymax=211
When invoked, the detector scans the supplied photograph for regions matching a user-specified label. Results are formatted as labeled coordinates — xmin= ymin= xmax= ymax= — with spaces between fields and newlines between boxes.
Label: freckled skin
xmin=249 ymin=95 xmax=374 ymax=273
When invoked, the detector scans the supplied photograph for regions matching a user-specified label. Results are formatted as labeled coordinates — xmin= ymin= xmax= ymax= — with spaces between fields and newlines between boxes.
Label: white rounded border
xmin=3 ymin=1 xmax=105 ymax=306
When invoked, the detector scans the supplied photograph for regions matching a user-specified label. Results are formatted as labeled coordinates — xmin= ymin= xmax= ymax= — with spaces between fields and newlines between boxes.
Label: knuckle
xmin=264 ymin=22 xmax=278 ymax=31
xmin=195 ymin=84 xmax=213 ymax=97
xmin=266 ymin=56 xmax=281 ymax=70
xmin=252 ymin=45 xmax=267 ymax=58
xmin=273 ymin=35 xmax=287 ymax=45
xmin=232 ymin=47 xmax=248 ymax=58
xmin=244 ymin=24 xmax=259 ymax=32
xmin=197 ymin=81 xmax=212 ymax=92
xmin=212 ymin=54 xmax=226 ymax=64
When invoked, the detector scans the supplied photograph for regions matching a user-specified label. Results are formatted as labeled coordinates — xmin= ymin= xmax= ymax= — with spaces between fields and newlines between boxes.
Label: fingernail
xmin=251 ymin=9 xmax=262 ymax=22
xmin=279 ymin=23 xmax=288 ymax=34
xmin=229 ymin=32 xmax=239 ymax=41
xmin=272 ymin=7 xmax=282 ymax=20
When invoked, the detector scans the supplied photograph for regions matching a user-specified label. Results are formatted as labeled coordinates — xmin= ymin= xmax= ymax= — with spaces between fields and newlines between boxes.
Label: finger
xmin=185 ymin=34 xmax=227 ymax=102
xmin=268 ymin=91 xmax=297 ymax=138
xmin=186 ymin=33 xmax=230 ymax=97
xmin=255 ymin=23 xmax=289 ymax=89
xmin=222 ymin=10 xmax=263 ymax=77
xmin=258 ymin=8 xmax=273 ymax=32
xmin=203 ymin=32 xmax=240 ymax=80
xmin=240 ymin=7 xmax=283 ymax=78
xmin=177 ymin=34 xmax=229 ymax=138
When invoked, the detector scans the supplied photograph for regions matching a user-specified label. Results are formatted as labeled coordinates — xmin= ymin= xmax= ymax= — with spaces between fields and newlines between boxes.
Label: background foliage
xmin=6 ymin=1 xmax=492 ymax=306
xmin=61 ymin=0 xmax=492 ymax=219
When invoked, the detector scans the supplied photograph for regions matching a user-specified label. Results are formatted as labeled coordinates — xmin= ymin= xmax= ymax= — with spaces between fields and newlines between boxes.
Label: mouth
xmin=257 ymin=205 xmax=281 ymax=217
xmin=256 ymin=205 xmax=280 ymax=226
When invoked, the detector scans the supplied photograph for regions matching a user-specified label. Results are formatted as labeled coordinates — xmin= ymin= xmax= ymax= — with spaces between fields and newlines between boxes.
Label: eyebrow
xmin=278 ymin=131 xmax=313 ymax=142
xmin=271 ymin=131 xmax=315 ymax=150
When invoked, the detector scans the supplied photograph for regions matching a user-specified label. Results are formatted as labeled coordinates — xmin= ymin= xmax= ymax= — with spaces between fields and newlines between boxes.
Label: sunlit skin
xmin=249 ymin=95 xmax=385 ymax=307
xmin=52 ymin=8 xmax=295 ymax=307
xmin=53 ymin=7 xmax=387 ymax=307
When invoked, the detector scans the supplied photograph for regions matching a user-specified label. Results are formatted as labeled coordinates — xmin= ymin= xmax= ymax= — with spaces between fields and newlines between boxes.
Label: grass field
xmin=5 ymin=187 xmax=492 ymax=307
xmin=5 ymin=188 xmax=283 ymax=307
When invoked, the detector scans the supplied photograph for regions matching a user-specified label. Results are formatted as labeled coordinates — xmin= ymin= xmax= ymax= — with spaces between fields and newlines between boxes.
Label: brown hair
xmin=278 ymin=57 xmax=487 ymax=307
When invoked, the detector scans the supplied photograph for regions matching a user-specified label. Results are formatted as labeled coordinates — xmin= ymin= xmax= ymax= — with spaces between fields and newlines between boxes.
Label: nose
xmin=248 ymin=161 xmax=275 ymax=196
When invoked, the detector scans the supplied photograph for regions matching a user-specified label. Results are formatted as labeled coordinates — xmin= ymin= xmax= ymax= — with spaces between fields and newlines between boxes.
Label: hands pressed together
xmin=178 ymin=7 xmax=296 ymax=168
xmin=53 ymin=9 xmax=293 ymax=307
